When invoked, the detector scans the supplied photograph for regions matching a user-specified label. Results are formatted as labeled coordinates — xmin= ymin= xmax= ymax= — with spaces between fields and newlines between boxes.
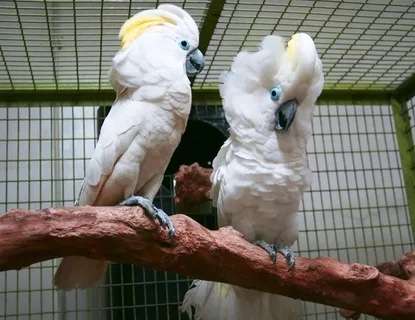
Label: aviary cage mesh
xmin=0 ymin=1 xmax=414 ymax=320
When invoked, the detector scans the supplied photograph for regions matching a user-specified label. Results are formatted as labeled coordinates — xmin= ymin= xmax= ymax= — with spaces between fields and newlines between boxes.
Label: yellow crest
xmin=119 ymin=15 xmax=176 ymax=49
xmin=286 ymin=34 xmax=299 ymax=61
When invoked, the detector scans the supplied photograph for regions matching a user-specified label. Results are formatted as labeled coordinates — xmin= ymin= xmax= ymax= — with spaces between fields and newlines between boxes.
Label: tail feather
xmin=182 ymin=280 xmax=300 ymax=320
xmin=54 ymin=256 xmax=108 ymax=290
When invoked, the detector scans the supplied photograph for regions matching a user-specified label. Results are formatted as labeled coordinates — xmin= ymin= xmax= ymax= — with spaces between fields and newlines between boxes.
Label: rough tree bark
xmin=0 ymin=206 xmax=415 ymax=320
xmin=339 ymin=251 xmax=415 ymax=319
xmin=174 ymin=162 xmax=212 ymax=210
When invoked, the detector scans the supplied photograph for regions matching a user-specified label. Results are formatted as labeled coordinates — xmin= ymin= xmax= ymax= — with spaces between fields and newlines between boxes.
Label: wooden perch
xmin=0 ymin=206 xmax=415 ymax=319
xmin=339 ymin=252 xmax=415 ymax=319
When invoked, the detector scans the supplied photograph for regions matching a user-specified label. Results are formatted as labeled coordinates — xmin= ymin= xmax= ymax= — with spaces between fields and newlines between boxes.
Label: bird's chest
xmin=133 ymin=112 xmax=185 ymax=188
xmin=218 ymin=156 xmax=304 ymax=244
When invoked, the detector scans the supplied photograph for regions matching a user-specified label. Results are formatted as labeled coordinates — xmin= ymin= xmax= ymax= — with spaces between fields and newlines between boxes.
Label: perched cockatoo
xmin=54 ymin=4 xmax=204 ymax=289
xmin=182 ymin=33 xmax=323 ymax=319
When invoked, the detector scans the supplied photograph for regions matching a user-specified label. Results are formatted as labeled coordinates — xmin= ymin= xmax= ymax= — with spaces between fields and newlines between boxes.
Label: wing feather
xmin=77 ymin=101 xmax=142 ymax=206
xmin=211 ymin=138 xmax=232 ymax=207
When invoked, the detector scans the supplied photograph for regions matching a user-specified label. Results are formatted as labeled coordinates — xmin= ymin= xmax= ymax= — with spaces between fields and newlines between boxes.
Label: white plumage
xmin=183 ymin=33 xmax=324 ymax=319
xmin=54 ymin=4 xmax=202 ymax=289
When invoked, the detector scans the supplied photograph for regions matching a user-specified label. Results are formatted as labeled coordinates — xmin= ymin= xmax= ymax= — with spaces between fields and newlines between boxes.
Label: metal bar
xmin=197 ymin=0 xmax=226 ymax=55
xmin=43 ymin=0 xmax=58 ymax=90
xmin=318 ymin=89 xmax=393 ymax=104
xmin=0 ymin=46 xmax=14 ymax=90
xmin=98 ymin=0 xmax=105 ymax=90
xmin=72 ymin=0 xmax=80 ymax=90
xmin=0 ymin=89 xmax=116 ymax=106
xmin=190 ymin=0 xmax=225 ymax=87
xmin=0 ymin=88 xmax=394 ymax=106
xmin=198 ymin=0 xmax=239 ymax=88
xmin=393 ymin=73 xmax=415 ymax=102
xmin=12 ymin=0 xmax=36 ymax=90
xmin=391 ymin=97 xmax=415 ymax=240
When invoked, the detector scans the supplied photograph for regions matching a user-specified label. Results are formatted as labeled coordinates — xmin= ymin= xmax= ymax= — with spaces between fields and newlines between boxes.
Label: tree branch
xmin=339 ymin=251 xmax=415 ymax=319
xmin=0 ymin=206 xmax=415 ymax=319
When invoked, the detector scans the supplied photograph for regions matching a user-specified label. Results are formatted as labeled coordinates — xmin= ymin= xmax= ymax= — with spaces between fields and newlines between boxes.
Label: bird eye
xmin=270 ymin=85 xmax=282 ymax=101
xmin=180 ymin=40 xmax=190 ymax=50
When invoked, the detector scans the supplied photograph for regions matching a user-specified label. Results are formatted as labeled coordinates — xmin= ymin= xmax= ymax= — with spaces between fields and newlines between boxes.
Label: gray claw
xmin=255 ymin=240 xmax=277 ymax=264
xmin=155 ymin=208 xmax=176 ymax=239
xmin=120 ymin=196 xmax=175 ymax=238
xmin=275 ymin=245 xmax=296 ymax=269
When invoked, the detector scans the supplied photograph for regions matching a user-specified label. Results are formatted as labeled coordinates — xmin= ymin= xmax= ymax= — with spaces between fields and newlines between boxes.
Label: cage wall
xmin=0 ymin=100 xmax=414 ymax=320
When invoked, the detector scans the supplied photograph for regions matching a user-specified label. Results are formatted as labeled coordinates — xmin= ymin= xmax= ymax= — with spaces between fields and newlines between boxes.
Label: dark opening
xmin=165 ymin=119 xmax=227 ymax=173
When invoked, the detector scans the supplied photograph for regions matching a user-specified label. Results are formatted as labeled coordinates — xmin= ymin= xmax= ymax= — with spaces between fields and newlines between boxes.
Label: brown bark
xmin=339 ymin=251 xmax=415 ymax=319
xmin=174 ymin=163 xmax=212 ymax=211
xmin=0 ymin=206 xmax=415 ymax=319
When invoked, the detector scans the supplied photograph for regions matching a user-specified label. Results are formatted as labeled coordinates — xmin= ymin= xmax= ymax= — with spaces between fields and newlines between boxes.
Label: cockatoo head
xmin=221 ymin=33 xmax=323 ymax=143
xmin=118 ymin=4 xmax=204 ymax=78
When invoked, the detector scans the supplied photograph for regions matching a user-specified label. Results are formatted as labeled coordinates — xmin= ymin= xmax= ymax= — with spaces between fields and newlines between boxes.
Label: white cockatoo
xmin=54 ymin=4 xmax=204 ymax=289
xmin=182 ymin=33 xmax=323 ymax=319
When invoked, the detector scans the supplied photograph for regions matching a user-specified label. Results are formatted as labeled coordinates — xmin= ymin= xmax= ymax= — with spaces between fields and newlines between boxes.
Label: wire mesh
xmin=298 ymin=100 xmax=414 ymax=319
xmin=0 ymin=101 xmax=414 ymax=320
xmin=193 ymin=0 xmax=415 ymax=90
xmin=0 ymin=0 xmax=210 ymax=91
xmin=0 ymin=0 xmax=414 ymax=93
xmin=0 ymin=105 xmax=96 ymax=320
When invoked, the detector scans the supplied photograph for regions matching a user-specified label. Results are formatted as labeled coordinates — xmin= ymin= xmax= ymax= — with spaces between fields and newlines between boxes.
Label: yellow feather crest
xmin=119 ymin=15 xmax=176 ymax=48
xmin=286 ymin=34 xmax=299 ymax=60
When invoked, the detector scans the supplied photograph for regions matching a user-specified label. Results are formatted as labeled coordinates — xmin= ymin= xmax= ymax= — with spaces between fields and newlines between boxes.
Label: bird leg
xmin=120 ymin=195 xmax=175 ymax=238
xmin=255 ymin=240 xmax=296 ymax=268
xmin=255 ymin=240 xmax=277 ymax=264
xmin=275 ymin=244 xmax=296 ymax=269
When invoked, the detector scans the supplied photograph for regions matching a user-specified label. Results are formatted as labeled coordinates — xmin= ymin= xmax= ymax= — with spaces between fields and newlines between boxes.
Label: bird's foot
xmin=120 ymin=195 xmax=175 ymax=238
xmin=255 ymin=240 xmax=277 ymax=264
xmin=255 ymin=240 xmax=295 ymax=268
xmin=275 ymin=244 xmax=296 ymax=269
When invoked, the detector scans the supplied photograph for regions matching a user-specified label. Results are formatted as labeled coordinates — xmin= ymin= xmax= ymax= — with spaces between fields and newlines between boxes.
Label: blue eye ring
xmin=180 ymin=40 xmax=190 ymax=50
xmin=270 ymin=85 xmax=282 ymax=101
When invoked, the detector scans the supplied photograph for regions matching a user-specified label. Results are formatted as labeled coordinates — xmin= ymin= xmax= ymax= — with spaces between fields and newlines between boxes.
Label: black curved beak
xmin=275 ymin=99 xmax=298 ymax=132
xmin=186 ymin=48 xmax=204 ymax=78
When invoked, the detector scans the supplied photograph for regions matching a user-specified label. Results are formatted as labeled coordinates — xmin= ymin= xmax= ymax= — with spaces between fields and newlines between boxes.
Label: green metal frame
xmin=0 ymin=89 xmax=116 ymax=106
xmin=391 ymin=80 xmax=415 ymax=241
xmin=393 ymin=73 xmax=415 ymax=103
xmin=391 ymin=98 xmax=415 ymax=241
xmin=191 ymin=0 xmax=225 ymax=86
xmin=197 ymin=0 xmax=225 ymax=55
xmin=0 ymin=88 xmax=396 ymax=106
